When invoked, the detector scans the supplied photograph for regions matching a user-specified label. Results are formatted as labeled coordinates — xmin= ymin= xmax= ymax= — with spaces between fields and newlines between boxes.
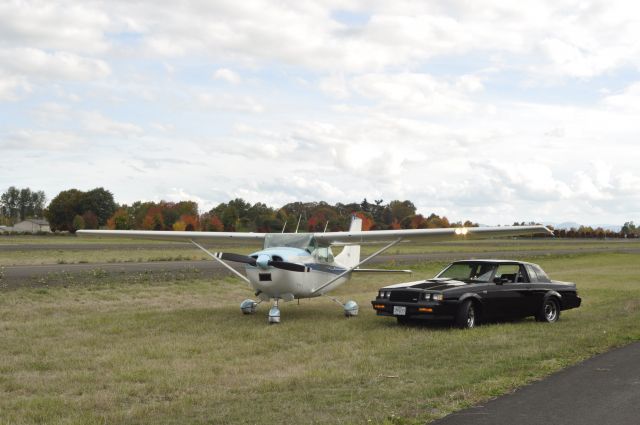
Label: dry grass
xmin=2 ymin=236 xmax=639 ymax=266
xmin=1 ymin=252 xmax=639 ymax=424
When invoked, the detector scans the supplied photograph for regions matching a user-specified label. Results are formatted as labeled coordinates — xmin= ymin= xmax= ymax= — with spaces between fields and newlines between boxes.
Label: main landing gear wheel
xmin=343 ymin=300 xmax=359 ymax=317
xmin=455 ymin=299 xmax=477 ymax=329
xmin=536 ymin=297 xmax=560 ymax=323
xmin=240 ymin=299 xmax=257 ymax=314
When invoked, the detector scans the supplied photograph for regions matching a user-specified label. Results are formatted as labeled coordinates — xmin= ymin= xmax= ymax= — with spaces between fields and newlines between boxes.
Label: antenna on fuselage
xmin=295 ymin=215 xmax=302 ymax=233
xmin=281 ymin=220 xmax=287 ymax=233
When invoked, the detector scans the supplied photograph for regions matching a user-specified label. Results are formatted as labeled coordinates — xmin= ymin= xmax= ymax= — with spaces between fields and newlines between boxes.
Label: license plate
xmin=393 ymin=306 xmax=406 ymax=316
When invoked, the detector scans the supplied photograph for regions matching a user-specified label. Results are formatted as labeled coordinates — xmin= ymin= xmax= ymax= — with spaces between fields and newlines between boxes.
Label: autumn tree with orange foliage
xmin=141 ymin=206 xmax=165 ymax=230
xmin=354 ymin=212 xmax=374 ymax=230
xmin=173 ymin=214 xmax=199 ymax=231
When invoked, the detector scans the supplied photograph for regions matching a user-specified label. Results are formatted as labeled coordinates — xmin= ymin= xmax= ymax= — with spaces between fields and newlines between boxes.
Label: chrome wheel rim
xmin=467 ymin=306 xmax=475 ymax=328
xmin=544 ymin=300 xmax=558 ymax=321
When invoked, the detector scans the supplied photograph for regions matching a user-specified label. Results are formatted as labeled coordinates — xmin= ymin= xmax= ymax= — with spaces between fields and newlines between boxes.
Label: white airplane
xmin=78 ymin=218 xmax=552 ymax=323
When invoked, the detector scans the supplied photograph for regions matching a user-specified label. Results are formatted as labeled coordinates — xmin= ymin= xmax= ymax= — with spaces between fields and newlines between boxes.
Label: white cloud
xmin=319 ymin=74 xmax=349 ymax=99
xmin=0 ymin=1 xmax=110 ymax=54
xmin=213 ymin=68 xmax=241 ymax=84
xmin=0 ymin=72 xmax=31 ymax=100
xmin=1 ymin=130 xmax=82 ymax=150
xmin=0 ymin=48 xmax=110 ymax=81
xmin=82 ymin=112 xmax=143 ymax=138
xmin=350 ymin=73 xmax=478 ymax=115
xmin=602 ymin=82 xmax=640 ymax=112
xmin=196 ymin=92 xmax=263 ymax=113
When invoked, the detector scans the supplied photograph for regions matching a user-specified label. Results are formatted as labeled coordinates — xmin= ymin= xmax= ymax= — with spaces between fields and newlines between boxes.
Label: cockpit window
xmin=264 ymin=234 xmax=317 ymax=252
xmin=314 ymin=247 xmax=334 ymax=263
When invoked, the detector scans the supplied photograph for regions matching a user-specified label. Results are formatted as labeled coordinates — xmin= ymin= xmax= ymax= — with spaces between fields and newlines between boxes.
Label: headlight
xmin=378 ymin=291 xmax=384 ymax=299
xmin=384 ymin=291 xmax=390 ymax=298
xmin=423 ymin=293 xmax=431 ymax=300
xmin=432 ymin=293 xmax=444 ymax=301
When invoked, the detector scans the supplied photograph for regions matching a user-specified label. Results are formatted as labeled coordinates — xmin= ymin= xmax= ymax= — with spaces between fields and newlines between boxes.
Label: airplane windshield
xmin=264 ymin=234 xmax=317 ymax=252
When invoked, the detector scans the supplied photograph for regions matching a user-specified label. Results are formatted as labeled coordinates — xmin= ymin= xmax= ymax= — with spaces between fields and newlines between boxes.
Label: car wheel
xmin=536 ymin=297 xmax=560 ymax=323
xmin=455 ymin=300 xmax=477 ymax=329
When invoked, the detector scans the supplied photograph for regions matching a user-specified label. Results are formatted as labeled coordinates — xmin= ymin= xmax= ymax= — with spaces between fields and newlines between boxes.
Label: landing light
xmin=454 ymin=227 xmax=468 ymax=236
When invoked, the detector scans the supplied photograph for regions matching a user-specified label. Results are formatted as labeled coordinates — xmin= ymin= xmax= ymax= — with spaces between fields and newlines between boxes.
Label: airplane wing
xmin=76 ymin=229 xmax=267 ymax=247
xmin=78 ymin=225 xmax=552 ymax=248
xmin=314 ymin=225 xmax=552 ymax=246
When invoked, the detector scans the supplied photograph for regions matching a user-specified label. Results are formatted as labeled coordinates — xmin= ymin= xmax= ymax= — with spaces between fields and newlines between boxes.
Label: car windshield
xmin=436 ymin=263 xmax=497 ymax=283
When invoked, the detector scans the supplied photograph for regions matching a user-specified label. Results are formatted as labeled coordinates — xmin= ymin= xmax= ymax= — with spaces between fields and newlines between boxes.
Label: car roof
xmin=451 ymin=259 xmax=538 ymax=266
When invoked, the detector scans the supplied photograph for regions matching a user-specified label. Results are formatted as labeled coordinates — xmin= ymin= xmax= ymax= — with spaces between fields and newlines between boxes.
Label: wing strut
xmin=190 ymin=239 xmax=251 ymax=284
xmin=311 ymin=237 xmax=403 ymax=294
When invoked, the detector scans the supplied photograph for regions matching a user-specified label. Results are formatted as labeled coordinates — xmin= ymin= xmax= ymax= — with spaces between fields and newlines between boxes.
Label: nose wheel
xmin=268 ymin=299 xmax=281 ymax=324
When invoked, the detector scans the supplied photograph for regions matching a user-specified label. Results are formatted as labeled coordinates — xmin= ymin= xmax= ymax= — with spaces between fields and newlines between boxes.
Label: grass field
xmin=1 ymin=248 xmax=639 ymax=424
xmin=2 ymin=235 xmax=639 ymax=266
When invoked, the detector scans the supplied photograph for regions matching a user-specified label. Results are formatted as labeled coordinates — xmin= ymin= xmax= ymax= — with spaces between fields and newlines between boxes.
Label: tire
xmin=536 ymin=297 xmax=560 ymax=323
xmin=455 ymin=300 xmax=477 ymax=329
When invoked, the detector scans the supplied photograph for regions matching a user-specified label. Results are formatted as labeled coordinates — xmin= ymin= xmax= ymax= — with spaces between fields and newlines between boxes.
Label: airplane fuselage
xmin=244 ymin=247 xmax=350 ymax=300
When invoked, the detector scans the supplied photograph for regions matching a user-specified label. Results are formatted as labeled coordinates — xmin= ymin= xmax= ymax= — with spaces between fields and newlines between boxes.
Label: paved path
xmin=433 ymin=342 xmax=640 ymax=425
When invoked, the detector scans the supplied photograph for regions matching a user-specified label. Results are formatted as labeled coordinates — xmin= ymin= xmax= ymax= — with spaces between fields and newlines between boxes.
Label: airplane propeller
xmin=216 ymin=252 xmax=308 ymax=272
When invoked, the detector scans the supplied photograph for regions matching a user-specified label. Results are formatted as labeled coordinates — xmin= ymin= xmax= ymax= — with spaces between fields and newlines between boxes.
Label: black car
xmin=371 ymin=259 xmax=581 ymax=328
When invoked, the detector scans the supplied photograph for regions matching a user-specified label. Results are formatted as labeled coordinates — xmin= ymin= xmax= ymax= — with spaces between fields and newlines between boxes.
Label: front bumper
xmin=371 ymin=300 xmax=457 ymax=321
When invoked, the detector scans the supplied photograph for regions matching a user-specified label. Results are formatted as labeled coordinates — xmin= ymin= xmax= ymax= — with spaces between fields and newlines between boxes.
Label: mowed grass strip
xmin=1 ymin=253 xmax=639 ymax=425
xmin=2 ymin=237 xmax=640 ymax=266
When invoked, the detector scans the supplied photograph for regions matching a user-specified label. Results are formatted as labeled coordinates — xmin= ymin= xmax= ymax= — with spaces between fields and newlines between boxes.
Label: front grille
xmin=389 ymin=290 xmax=421 ymax=303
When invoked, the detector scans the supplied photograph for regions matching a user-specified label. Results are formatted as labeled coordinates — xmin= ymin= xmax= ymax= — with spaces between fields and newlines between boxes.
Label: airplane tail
xmin=335 ymin=216 xmax=361 ymax=268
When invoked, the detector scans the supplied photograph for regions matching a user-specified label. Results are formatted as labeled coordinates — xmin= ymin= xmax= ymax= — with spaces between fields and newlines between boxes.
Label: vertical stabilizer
xmin=335 ymin=216 xmax=361 ymax=268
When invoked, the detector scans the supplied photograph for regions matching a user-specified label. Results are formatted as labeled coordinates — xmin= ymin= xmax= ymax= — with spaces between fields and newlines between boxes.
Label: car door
xmin=491 ymin=264 xmax=530 ymax=318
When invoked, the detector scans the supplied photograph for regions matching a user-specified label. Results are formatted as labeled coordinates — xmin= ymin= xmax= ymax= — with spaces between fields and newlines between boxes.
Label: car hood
xmin=406 ymin=278 xmax=471 ymax=291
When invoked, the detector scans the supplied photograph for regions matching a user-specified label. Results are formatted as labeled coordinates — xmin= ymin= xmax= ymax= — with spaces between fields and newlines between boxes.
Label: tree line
xmin=1 ymin=186 xmax=638 ymax=238
xmin=105 ymin=198 xmax=474 ymax=233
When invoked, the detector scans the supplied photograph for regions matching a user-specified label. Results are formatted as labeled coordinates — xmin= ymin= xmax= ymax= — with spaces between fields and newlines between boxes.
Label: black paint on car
xmin=371 ymin=259 xmax=581 ymax=328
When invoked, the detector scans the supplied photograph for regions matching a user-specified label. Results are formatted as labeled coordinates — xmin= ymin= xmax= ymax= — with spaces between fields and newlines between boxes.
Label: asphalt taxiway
xmin=433 ymin=341 xmax=640 ymax=425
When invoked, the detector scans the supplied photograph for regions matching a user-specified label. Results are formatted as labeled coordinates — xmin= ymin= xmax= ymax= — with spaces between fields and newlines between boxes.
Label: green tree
xmin=0 ymin=187 xmax=46 ymax=223
xmin=621 ymin=221 xmax=637 ymax=237
xmin=107 ymin=208 xmax=133 ymax=230
xmin=46 ymin=189 xmax=84 ymax=232
xmin=72 ymin=214 xmax=85 ymax=232
xmin=0 ymin=186 xmax=20 ymax=221
xmin=80 ymin=187 xmax=116 ymax=226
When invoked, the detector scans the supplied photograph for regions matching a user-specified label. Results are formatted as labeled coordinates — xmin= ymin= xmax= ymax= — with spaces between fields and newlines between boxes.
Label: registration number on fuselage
xmin=393 ymin=306 xmax=406 ymax=316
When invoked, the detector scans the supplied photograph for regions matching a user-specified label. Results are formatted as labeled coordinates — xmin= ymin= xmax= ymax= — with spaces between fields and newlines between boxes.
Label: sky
xmin=1 ymin=0 xmax=639 ymax=226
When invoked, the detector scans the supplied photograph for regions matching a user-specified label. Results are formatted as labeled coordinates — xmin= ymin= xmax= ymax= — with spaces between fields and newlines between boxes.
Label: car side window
xmin=525 ymin=265 xmax=539 ymax=282
xmin=532 ymin=265 xmax=551 ymax=283
xmin=494 ymin=264 xmax=520 ymax=283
